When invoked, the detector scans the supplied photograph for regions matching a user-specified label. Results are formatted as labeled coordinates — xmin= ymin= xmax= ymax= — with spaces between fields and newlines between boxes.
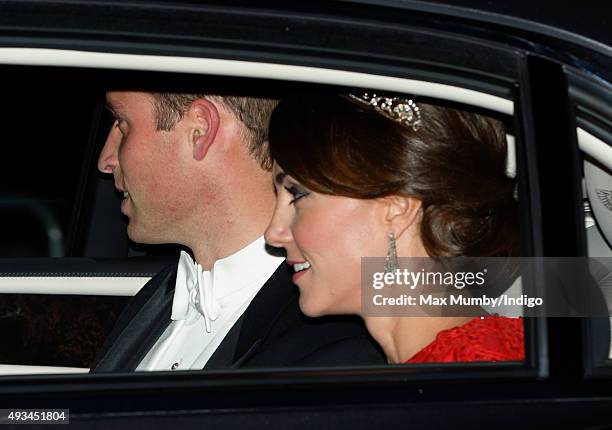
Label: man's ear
xmin=381 ymin=195 xmax=423 ymax=238
xmin=189 ymin=98 xmax=220 ymax=161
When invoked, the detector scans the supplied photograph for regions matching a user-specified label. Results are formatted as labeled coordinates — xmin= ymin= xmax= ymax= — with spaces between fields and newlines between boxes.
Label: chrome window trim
xmin=0 ymin=48 xmax=514 ymax=115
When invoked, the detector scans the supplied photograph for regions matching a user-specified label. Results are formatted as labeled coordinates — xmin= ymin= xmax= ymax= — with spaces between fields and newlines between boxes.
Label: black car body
xmin=0 ymin=1 xmax=611 ymax=428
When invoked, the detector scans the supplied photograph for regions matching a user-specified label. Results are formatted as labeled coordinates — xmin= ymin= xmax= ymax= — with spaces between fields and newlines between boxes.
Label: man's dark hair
xmin=151 ymin=93 xmax=278 ymax=170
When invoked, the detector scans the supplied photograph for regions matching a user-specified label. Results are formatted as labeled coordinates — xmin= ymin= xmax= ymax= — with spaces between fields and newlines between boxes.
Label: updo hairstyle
xmin=268 ymin=94 xmax=519 ymax=258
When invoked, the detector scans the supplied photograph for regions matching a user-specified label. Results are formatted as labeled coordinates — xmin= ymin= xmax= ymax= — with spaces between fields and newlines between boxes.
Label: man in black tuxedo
xmin=92 ymin=92 xmax=384 ymax=372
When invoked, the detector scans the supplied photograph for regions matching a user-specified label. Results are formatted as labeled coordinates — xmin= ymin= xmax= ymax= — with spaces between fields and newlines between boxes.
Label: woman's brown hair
xmin=268 ymin=94 xmax=519 ymax=257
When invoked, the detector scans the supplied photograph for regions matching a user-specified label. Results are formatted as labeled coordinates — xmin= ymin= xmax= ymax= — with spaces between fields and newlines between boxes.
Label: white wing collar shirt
xmin=136 ymin=236 xmax=284 ymax=371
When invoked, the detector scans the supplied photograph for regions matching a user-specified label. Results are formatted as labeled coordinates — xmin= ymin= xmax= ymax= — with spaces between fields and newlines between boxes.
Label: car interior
xmin=0 ymin=59 xmax=611 ymax=376
xmin=0 ymin=63 xmax=525 ymax=372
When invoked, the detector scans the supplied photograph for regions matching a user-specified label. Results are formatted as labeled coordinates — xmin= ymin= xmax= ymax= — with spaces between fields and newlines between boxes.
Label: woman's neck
xmin=364 ymin=316 xmax=474 ymax=363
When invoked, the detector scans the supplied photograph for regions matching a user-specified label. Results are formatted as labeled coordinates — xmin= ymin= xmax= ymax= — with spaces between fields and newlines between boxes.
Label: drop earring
xmin=384 ymin=232 xmax=399 ymax=273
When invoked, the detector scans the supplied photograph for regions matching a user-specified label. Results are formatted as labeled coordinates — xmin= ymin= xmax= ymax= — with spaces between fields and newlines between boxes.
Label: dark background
xmin=0 ymin=66 xmax=124 ymax=368
xmin=0 ymin=66 xmax=98 ymax=257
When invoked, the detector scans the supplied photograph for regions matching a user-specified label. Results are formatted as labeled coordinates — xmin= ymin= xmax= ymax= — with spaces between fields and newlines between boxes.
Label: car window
xmin=0 ymin=69 xmax=531 ymax=377
xmin=0 ymin=66 xmax=96 ymax=258
xmin=0 ymin=66 xmax=132 ymax=371
xmin=570 ymin=69 xmax=612 ymax=371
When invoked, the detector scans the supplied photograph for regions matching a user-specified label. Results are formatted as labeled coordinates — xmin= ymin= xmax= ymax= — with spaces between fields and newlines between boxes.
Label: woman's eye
xmin=284 ymin=185 xmax=309 ymax=205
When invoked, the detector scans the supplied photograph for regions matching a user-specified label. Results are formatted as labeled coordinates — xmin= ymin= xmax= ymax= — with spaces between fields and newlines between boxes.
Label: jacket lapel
xmin=203 ymin=314 xmax=244 ymax=369
xmin=94 ymin=261 xmax=295 ymax=372
xmin=231 ymin=263 xmax=296 ymax=367
xmin=92 ymin=264 xmax=177 ymax=372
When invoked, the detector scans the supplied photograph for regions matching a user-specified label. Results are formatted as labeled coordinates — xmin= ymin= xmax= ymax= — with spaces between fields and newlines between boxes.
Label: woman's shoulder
xmin=406 ymin=316 xmax=525 ymax=364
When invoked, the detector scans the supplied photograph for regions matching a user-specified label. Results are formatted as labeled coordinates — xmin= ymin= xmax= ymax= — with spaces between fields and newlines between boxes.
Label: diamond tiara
xmin=348 ymin=92 xmax=422 ymax=131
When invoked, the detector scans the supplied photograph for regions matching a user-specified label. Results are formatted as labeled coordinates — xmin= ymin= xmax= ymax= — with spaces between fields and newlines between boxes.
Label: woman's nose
xmin=264 ymin=208 xmax=293 ymax=249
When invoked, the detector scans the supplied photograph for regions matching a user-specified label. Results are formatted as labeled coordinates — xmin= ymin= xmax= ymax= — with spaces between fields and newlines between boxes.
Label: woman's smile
xmin=288 ymin=260 xmax=311 ymax=283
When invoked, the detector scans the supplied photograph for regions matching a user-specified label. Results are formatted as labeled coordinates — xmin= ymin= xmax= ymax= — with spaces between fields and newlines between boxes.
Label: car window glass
xmin=0 ymin=67 xmax=96 ymax=257
xmin=0 ymin=69 xmax=527 ymax=376
xmin=582 ymin=135 xmax=612 ymax=362
xmin=0 ymin=67 xmax=127 ymax=372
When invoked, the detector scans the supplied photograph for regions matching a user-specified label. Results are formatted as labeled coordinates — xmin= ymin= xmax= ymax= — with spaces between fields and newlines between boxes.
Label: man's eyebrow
xmin=274 ymin=172 xmax=286 ymax=185
xmin=105 ymin=101 xmax=126 ymax=118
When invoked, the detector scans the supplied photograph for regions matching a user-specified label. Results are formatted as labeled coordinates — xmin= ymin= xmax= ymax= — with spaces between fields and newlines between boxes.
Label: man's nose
xmin=264 ymin=206 xmax=293 ymax=249
xmin=97 ymin=124 xmax=121 ymax=174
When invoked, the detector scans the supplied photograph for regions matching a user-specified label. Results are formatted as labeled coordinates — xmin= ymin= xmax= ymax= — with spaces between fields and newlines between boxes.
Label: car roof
xmin=358 ymin=0 xmax=611 ymax=48
xmin=52 ymin=0 xmax=610 ymax=49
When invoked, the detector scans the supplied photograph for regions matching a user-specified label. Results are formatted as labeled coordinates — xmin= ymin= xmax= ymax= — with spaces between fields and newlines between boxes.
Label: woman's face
xmin=265 ymin=164 xmax=387 ymax=317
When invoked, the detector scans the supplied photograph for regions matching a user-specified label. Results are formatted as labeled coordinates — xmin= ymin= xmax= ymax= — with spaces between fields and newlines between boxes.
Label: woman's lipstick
xmin=288 ymin=260 xmax=311 ymax=283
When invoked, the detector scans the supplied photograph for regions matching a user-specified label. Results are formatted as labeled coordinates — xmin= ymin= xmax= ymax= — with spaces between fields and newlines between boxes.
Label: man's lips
xmin=120 ymin=196 xmax=130 ymax=213
xmin=115 ymin=183 xmax=129 ymax=202
xmin=119 ymin=190 xmax=132 ymax=215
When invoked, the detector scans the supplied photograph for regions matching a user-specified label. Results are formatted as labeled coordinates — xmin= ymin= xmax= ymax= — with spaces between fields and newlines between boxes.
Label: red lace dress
xmin=406 ymin=316 xmax=524 ymax=363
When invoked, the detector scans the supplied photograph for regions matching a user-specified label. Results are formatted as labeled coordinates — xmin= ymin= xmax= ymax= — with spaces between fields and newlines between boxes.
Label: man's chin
xmin=126 ymin=219 xmax=177 ymax=245
xmin=126 ymin=223 xmax=155 ymax=244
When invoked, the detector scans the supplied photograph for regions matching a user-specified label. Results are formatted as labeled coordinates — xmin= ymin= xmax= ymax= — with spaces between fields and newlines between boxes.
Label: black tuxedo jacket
xmin=92 ymin=262 xmax=385 ymax=372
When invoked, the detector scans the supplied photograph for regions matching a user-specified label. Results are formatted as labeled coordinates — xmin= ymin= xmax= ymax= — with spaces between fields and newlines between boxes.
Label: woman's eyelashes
xmin=284 ymin=184 xmax=309 ymax=205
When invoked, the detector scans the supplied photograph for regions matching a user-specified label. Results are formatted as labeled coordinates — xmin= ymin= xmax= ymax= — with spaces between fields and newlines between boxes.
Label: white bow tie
xmin=171 ymin=251 xmax=221 ymax=333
